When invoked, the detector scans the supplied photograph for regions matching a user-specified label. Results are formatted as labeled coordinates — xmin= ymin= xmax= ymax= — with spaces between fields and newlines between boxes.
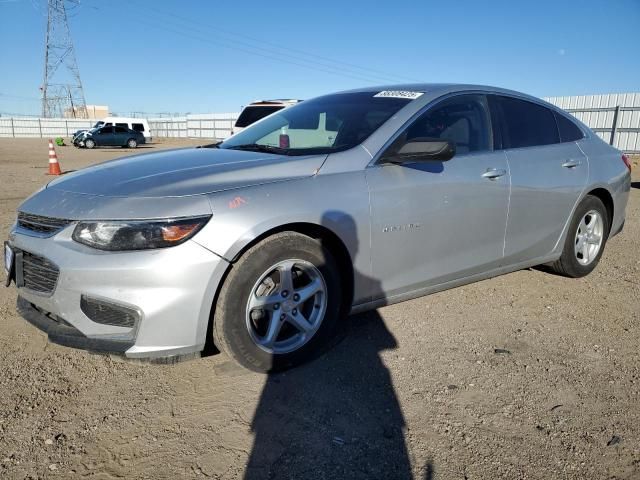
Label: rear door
xmin=490 ymin=95 xmax=588 ymax=264
xmin=367 ymin=94 xmax=510 ymax=299
xmin=114 ymin=126 xmax=129 ymax=145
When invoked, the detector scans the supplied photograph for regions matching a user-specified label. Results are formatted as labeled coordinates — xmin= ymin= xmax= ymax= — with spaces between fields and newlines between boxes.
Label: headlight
xmin=72 ymin=216 xmax=211 ymax=251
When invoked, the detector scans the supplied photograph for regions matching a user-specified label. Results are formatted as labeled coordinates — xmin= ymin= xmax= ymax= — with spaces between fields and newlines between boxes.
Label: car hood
xmin=46 ymin=147 xmax=327 ymax=198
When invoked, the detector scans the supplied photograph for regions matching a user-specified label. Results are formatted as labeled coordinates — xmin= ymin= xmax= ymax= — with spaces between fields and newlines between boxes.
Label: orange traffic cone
xmin=48 ymin=139 xmax=62 ymax=175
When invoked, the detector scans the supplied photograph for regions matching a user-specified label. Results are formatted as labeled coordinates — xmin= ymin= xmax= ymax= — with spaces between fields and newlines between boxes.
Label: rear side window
xmin=114 ymin=126 xmax=128 ymax=133
xmin=132 ymin=123 xmax=145 ymax=132
xmin=493 ymin=96 xmax=559 ymax=148
xmin=554 ymin=112 xmax=584 ymax=142
xmin=116 ymin=123 xmax=128 ymax=128
xmin=235 ymin=106 xmax=284 ymax=128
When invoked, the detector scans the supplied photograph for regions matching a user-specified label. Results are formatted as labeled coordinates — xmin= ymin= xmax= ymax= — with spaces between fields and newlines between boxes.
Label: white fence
xmin=0 ymin=117 xmax=97 ymax=138
xmin=149 ymin=113 xmax=239 ymax=140
xmin=544 ymin=93 xmax=640 ymax=152
xmin=0 ymin=114 xmax=240 ymax=141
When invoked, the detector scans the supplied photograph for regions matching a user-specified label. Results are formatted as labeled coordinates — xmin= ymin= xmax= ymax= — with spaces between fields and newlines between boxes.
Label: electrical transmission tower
xmin=41 ymin=0 xmax=87 ymax=118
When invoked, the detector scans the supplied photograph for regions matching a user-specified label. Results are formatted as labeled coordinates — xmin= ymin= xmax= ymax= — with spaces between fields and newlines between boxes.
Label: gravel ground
xmin=0 ymin=139 xmax=639 ymax=479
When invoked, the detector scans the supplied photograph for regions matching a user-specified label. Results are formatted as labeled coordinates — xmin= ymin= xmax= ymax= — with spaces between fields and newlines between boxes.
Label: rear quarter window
xmin=494 ymin=96 xmax=559 ymax=149
xmin=554 ymin=112 xmax=584 ymax=142
xmin=235 ymin=106 xmax=284 ymax=128
xmin=132 ymin=123 xmax=145 ymax=132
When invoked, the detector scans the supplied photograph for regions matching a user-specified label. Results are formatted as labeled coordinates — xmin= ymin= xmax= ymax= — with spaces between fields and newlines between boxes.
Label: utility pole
xmin=41 ymin=0 xmax=87 ymax=118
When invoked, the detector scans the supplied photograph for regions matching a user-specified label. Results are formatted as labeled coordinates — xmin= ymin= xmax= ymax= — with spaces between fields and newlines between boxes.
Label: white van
xmin=93 ymin=117 xmax=152 ymax=140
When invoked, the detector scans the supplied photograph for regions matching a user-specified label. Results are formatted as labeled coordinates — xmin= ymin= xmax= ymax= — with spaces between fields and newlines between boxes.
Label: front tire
xmin=84 ymin=138 xmax=95 ymax=149
xmin=213 ymin=232 xmax=342 ymax=373
xmin=550 ymin=195 xmax=609 ymax=278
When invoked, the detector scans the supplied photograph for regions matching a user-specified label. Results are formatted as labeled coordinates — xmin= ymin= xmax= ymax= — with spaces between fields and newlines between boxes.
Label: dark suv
xmin=74 ymin=126 xmax=146 ymax=149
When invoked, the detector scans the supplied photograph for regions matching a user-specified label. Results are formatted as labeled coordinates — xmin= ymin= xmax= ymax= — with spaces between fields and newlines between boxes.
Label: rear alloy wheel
xmin=84 ymin=138 xmax=95 ymax=149
xmin=213 ymin=232 xmax=342 ymax=372
xmin=127 ymin=138 xmax=138 ymax=148
xmin=574 ymin=209 xmax=604 ymax=266
xmin=550 ymin=195 xmax=609 ymax=277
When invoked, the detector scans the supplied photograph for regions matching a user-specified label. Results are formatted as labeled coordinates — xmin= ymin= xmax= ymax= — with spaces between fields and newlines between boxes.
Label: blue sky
xmin=1 ymin=0 xmax=639 ymax=116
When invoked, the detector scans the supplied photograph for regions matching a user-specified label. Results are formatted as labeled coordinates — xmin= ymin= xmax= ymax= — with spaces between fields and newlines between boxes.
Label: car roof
xmin=336 ymin=83 xmax=547 ymax=104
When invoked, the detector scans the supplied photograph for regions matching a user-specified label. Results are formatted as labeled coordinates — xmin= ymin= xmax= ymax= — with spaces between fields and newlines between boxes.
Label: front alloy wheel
xmin=246 ymin=259 xmax=327 ymax=354
xmin=213 ymin=232 xmax=342 ymax=372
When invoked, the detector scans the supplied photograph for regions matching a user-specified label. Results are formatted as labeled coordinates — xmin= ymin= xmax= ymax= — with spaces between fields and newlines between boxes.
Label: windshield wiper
xmin=225 ymin=143 xmax=288 ymax=154
xmin=198 ymin=141 xmax=222 ymax=149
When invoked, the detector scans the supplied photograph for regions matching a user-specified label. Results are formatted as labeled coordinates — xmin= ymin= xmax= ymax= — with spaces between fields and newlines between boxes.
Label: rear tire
xmin=126 ymin=138 xmax=138 ymax=148
xmin=84 ymin=138 xmax=95 ymax=149
xmin=549 ymin=195 xmax=609 ymax=278
xmin=213 ymin=232 xmax=342 ymax=373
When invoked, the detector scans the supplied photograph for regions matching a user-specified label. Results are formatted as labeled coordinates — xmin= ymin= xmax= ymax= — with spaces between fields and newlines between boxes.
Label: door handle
xmin=481 ymin=168 xmax=507 ymax=180
xmin=562 ymin=159 xmax=582 ymax=168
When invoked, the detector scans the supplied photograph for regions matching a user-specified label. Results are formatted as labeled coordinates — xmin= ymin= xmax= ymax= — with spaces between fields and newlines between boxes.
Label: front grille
xmin=17 ymin=212 xmax=72 ymax=236
xmin=21 ymin=251 xmax=59 ymax=294
xmin=80 ymin=296 xmax=139 ymax=328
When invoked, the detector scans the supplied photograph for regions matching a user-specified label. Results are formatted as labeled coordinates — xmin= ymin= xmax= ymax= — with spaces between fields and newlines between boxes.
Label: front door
xmin=366 ymin=94 xmax=510 ymax=301
xmin=96 ymin=126 xmax=115 ymax=146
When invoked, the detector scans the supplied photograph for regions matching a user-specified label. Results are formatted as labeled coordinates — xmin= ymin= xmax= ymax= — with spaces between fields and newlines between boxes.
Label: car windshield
xmin=220 ymin=92 xmax=415 ymax=155
xmin=93 ymin=121 xmax=104 ymax=128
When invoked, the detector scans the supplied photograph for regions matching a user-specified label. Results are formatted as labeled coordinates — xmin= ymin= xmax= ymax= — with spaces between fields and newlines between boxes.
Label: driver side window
xmin=403 ymin=94 xmax=492 ymax=155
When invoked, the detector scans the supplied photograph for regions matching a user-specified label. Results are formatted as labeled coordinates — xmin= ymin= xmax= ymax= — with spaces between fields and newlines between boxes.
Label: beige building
xmin=64 ymin=105 xmax=109 ymax=119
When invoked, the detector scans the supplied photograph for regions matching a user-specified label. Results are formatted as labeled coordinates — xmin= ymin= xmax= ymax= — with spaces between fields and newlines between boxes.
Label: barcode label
xmin=373 ymin=91 xmax=424 ymax=100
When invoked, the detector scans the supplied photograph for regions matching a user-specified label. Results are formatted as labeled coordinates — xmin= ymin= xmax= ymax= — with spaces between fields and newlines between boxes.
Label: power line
xmin=82 ymin=0 xmax=416 ymax=86
xmin=134 ymin=1 xmax=419 ymax=84
xmin=0 ymin=93 xmax=41 ymax=101
xmin=133 ymin=16 xmax=385 ymax=85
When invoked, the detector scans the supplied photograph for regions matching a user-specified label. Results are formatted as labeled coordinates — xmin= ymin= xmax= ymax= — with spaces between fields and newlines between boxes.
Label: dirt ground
xmin=0 ymin=138 xmax=638 ymax=480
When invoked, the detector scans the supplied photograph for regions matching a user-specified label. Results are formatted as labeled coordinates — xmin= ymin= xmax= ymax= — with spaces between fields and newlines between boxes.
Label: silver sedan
xmin=5 ymin=84 xmax=631 ymax=372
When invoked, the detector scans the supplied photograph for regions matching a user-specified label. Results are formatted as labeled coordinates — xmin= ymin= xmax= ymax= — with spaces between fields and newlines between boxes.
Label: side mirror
xmin=381 ymin=137 xmax=456 ymax=164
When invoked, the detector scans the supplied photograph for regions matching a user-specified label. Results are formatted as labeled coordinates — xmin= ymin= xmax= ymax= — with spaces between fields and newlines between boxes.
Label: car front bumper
xmin=7 ymin=226 xmax=229 ymax=359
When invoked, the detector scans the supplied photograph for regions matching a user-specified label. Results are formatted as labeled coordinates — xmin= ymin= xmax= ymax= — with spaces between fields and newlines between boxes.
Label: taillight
xmin=621 ymin=153 xmax=632 ymax=171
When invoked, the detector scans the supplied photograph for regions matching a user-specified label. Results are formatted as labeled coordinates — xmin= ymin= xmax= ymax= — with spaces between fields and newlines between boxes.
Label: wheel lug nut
xmin=292 ymin=308 xmax=297 ymax=315
xmin=293 ymin=294 xmax=300 ymax=301
xmin=282 ymin=290 xmax=288 ymax=298
xmin=280 ymin=314 xmax=286 ymax=321
xmin=273 ymin=303 xmax=280 ymax=310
